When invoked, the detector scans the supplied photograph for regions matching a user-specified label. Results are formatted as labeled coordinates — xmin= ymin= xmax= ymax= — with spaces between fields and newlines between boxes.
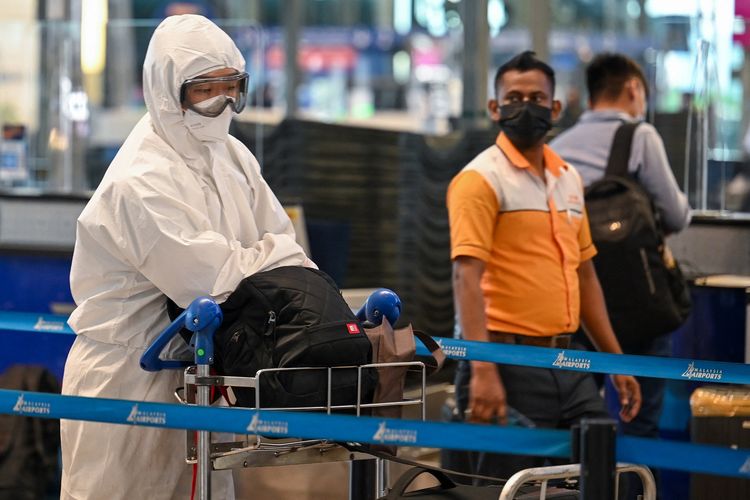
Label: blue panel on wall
xmin=0 ymin=252 xmax=74 ymax=313
xmin=1 ymin=329 xmax=75 ymax=383
xmin=671 ymin=285 xmax=747 ymax=363
xmin=660 ymin=285 xmax=746 ymax=500
xmin=0 ymin=252 xmax=75 ymax=383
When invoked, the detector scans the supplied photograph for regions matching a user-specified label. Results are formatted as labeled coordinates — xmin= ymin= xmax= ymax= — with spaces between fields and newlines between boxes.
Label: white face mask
xmin=183 ymin=98 xmax=233 ymax=142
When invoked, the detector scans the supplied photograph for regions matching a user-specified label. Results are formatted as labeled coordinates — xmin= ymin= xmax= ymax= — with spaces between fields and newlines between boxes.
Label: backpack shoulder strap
xmin=605 ymin=122 xmax=640 ymax=178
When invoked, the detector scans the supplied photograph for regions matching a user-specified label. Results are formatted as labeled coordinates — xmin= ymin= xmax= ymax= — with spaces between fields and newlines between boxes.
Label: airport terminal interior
xmin=1 ymin=1 xmax=750 ymax=499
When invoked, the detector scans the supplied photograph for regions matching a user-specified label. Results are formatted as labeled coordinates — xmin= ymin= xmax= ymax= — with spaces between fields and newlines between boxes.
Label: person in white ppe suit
xmin=60 ymin=15 xmax=313 ymax=500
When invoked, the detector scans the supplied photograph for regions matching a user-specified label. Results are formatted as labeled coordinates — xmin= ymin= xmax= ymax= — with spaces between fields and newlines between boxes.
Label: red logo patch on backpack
xmin=346 ymin=322 xmax=360 ymax=334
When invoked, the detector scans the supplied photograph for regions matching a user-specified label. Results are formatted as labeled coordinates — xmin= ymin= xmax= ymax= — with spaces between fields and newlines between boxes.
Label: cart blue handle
xmin=356 ymin=288 xmax=401 ymax=326
xmin=140 ymin=296 xmax=223 ymax=372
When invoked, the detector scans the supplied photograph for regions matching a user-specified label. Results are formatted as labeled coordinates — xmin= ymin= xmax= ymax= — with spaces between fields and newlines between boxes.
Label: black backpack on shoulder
xmin=584 ymin=122 xmax=691 ymax=349
xmin=0 ymin=365 xmax=61 ymax=500
xmin=171 ymin=266 xmax=377 ymax=409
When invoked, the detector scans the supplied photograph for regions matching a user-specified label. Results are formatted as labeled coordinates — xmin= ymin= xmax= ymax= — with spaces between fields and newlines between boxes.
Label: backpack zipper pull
xmin=264 ymin=311 xmax=276 ymax=337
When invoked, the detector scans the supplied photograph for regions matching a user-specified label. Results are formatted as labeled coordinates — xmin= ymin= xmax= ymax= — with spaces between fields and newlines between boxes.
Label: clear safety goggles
xmin=180 ymin=72 xmax=249 ymax=117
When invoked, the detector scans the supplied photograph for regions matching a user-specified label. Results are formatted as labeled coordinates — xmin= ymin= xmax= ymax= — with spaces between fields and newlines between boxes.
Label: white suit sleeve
xmin=243 ymin=151 xmax=318 ymax=269
xmin=104 ymin=178 xmax=310 ymax=308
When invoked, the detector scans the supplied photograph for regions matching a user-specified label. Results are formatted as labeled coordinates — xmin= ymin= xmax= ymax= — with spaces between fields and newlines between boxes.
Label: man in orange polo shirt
xmin=447 ymin=51 xmax=642 ymax=481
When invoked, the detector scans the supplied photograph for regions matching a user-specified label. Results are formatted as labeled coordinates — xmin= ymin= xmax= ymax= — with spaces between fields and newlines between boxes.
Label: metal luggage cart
xmin=141 ymin=295 xmax=427 ymax=500
xmin=499 ymin=462 xmax=656 ymax=499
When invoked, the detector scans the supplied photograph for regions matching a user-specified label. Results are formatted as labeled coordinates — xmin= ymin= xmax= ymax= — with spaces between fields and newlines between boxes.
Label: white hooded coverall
xmin=60 ymin=15 xmax=311 ymax=499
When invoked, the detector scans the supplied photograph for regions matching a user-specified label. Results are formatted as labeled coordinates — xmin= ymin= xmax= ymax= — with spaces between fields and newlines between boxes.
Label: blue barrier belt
xmin=0 ymin=310 xmax=745 ymax=384
xmin=0 ymin=311 xmax=74 ymax=335
xmin=3 ymin=388 xmax=750 ymax=479
xmin=416 ymin=337 xmax=749 ymax=384
xmin=0 ymin=389 xmax=568 ymax=458
xmin=618 ymin=435 xmax=750 ymax=479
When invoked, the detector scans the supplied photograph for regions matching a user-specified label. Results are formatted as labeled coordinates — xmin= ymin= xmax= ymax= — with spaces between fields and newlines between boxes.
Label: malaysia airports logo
xmin=435 ymin=339 xmax=467 ymax=359
xmin=13 ymin=394 xmax=51 ymax=415
xmin=681 ymin=362 xmax=723 ymax=381
xmin=740 ymin=457 xmax=750 ymax=475
xmin=126 ymin=404 xmax=167 ymax=425
xmin=33 ymin=317 xmax=66 ymax=331
xmin=246 ymin=413 xmax=289 ymax=435
xmin=552 ymin=351 xmax=591 ymax=370
xmin=372 ymin=421 xmax=418 ymax=444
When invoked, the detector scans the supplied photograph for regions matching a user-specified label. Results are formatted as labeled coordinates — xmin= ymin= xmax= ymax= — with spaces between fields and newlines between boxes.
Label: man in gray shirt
xmin=551 ymin=53 xmax=691 ymax=499
xmin=552 ymin=54 xmax=690 ymax=233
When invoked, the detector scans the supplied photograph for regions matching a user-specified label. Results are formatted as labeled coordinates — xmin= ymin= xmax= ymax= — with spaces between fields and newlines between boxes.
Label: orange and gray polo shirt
xmin=447 ymin=132 xmax=597 ymax=337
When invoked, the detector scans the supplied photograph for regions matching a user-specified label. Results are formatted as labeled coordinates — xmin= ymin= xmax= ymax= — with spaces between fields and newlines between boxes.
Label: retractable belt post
xmin=350 ymin=460 xmax=377 ymax=500
xmin=576 ymin=418 xmax=617 ymax=500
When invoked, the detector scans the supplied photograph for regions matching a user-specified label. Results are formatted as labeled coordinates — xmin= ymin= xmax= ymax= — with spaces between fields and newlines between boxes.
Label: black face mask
xmin=497 ymin=102 xmax=553 ymax=150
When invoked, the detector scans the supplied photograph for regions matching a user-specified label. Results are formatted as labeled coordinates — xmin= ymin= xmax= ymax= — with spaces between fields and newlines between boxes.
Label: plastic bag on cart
xmin=365 ymin=318 xmax=444 ymax=420
xmin=169 ymin=266 xmax=378 ymax=409
xmin=361 ymin=317 xmax=444 ymax=455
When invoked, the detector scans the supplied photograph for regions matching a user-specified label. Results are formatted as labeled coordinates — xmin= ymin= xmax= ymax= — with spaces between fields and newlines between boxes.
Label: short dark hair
xmin=586 ymin=53 xmax=648 ymax=104
xmin=493 ymin=51 xmax=556 ymax=97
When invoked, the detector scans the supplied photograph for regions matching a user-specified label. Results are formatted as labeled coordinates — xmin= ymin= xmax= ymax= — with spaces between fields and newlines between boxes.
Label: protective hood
xmin=142 ymin=15 xmax=245 ymax=167
xmin=69 ymin=15 xmax=312 ymax=350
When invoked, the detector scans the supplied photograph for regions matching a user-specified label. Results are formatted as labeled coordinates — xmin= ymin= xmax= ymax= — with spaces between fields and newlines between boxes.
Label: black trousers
xmin=453 ymin=356 xmax=609 ymax=485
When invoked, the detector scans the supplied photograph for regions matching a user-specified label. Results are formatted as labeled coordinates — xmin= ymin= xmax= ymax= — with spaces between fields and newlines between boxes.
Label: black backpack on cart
xmin=170 ymin=266 xmax=378 ymax=409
